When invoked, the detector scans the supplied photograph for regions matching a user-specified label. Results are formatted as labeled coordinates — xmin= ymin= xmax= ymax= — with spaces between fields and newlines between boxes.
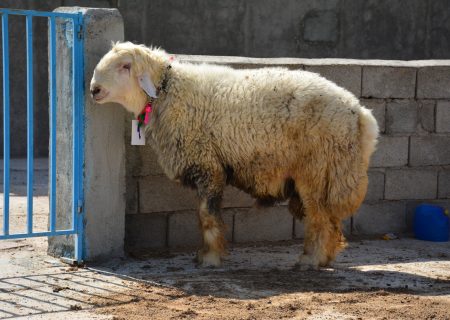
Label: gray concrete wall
xmin=48 ymin=7 xmax=126 ymax=261
xmin=2 ymin=0 xmax=450 ymax=157
xmin=126 ymin=57 xmax=450 ymax=252
xmin=121 ymin=0 xmax=450 ymax=60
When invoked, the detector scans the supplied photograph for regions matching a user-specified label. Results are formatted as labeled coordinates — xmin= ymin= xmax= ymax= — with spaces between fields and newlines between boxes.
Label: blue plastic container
xmin=414 ymin=204 xmax=449 ymax=242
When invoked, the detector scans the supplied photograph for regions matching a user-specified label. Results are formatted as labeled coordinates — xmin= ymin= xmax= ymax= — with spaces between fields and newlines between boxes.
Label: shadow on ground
xmin=89 ymin=239 xmax=450 ymax=300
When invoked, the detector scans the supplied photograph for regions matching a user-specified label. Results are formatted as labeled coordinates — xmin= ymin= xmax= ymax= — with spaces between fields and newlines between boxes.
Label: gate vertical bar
xmin=26 ymin=14 xmax=34 ymax=234
xmin=73 ymin=13 xmax=85 ymax=263
xmin=49 ymin=16 xmax=57 ymax=233
xmin=2 ymin=13 xmax=10 ymax=236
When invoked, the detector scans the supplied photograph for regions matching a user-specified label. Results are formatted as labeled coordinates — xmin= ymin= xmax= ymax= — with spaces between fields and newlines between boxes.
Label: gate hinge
xmin=77 ymin=24 xmax=83 ymax=39
xmin=77 ymin=199 xmax=84 ymax=214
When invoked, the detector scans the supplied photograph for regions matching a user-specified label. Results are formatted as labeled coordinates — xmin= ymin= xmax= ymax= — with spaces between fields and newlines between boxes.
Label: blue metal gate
xmin=0 ymin=9 xmax=85 ymax=263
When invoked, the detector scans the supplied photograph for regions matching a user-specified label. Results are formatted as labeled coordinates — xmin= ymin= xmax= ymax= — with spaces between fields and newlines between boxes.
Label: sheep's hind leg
xmin=297 ymin=205 xmax=345 ymax=270
xmin=297 ymin=211 xmax=328 ymax=270
xmin=288 ymin=193 xmax=305 ymax=221
xmin=197 ymin=198 xmax=227 ymax=267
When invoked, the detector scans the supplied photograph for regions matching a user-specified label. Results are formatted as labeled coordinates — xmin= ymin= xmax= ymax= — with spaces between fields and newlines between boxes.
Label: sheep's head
xmin=90 ymin=42 xmax=168 ymax=116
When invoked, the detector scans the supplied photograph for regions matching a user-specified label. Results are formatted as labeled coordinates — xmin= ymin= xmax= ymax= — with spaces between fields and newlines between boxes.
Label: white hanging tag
xmin=138 ymin=74 xmax=158 ymax=98
xmin=131 ymin=120 xmax=145 ymax=145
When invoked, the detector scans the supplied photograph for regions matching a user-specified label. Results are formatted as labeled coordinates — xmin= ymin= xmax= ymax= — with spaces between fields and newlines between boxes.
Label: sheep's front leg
xmin=184 ymin=165 xmax=227 ymax=267
xmin=197 ymin=197 xmax=227 ymax=267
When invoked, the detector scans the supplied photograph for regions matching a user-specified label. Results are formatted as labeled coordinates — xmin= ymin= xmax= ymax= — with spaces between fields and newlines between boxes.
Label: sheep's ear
xmin=137 ymin=73 xmax=158 ymax=98
xmin=110 ymin=40 xmax=119 ymax=48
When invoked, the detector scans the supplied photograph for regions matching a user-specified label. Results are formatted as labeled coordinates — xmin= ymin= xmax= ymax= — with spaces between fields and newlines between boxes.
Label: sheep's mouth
xmin=94 ymin=92 xmax=108 ymax=102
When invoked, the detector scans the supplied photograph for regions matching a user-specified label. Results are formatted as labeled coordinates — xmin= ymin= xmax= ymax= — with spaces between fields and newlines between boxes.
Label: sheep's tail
xmin=358 ymin=106 xmax=379 ymax=168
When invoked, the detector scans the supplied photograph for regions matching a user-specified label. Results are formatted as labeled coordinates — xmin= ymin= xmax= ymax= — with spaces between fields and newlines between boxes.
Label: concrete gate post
xmin=48 ymin=7 xmax=126 ymax=261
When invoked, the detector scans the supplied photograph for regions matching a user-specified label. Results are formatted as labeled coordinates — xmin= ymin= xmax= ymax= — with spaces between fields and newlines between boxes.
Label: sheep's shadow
xmin=90 ymin=239 xmax=450 ymax=300
xmin=150 ymin=267 xmax=450 ymax=299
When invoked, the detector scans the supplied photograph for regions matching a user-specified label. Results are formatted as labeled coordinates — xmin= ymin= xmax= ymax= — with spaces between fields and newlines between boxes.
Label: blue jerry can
xmin=414 ymin=204 xmax=449 ymax=242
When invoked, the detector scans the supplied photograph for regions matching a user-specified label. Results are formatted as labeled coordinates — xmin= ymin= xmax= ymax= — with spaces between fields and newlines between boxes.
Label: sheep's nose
xmin=91 ymin=86 xmax=101 ymax=97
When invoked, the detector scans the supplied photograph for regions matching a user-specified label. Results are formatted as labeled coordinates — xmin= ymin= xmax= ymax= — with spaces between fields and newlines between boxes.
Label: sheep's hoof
xmin=296 ymin=254 xmax=320 ymax=271
xmin=196 ymin=250 xmax=222 ymax=268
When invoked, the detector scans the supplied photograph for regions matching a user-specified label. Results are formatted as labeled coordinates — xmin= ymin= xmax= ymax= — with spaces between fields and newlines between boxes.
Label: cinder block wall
xmin=125 ymin=57 xmax=450 ymax=251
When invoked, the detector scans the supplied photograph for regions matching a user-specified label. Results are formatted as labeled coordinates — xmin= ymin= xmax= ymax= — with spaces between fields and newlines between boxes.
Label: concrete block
xmin=365 ymin=170 xmax=385 ymax=201
xmin=385 ymin=169 xmax=437 ymax=200
xmin=294 ymin=217 xmax=351 ymax=239
xmin=223 ymin=186 xmax=254 ymax=208
xmin=410 ymin=136 xmax=450 ymax=166
xmin=132 ymin=145 xmax=165 ymax=176
xmin=362 ymin=66 xmax=416 ymax=98
xmin=125 ymin=213 xmax=167 ymax=250
xmin=168 ymin=211 xmax=202 ymax=248
xmin=417 ymin=67 xmax=450 ymax=98
xmin=139 ymin=176 xmax=254 ymax=213
xmin=419 ymin=100 xmax=435 ymax=132
xmin=140 ymin=176 xmax=197 ymax=213
xmin=386 ymin=100 xmax=418 ymax=134
xmin=438 ymin=170 xmax=450 ymax=199
xmin=221 ymin=209 xmax=236 ymax=242
xmin=405 ymin=201 xmax=421 ymax=233
xmin=294 ymin=219 xmax=305 ymax=239
xmin=361 ymin=99 xmax=385 ymax=133
xmin=353 ymin=202 xmax=407 ymax=235
xmin=234 ymin=206 xmax=293 ymax=243
xmin=167 ymin=210 xmax=233 ymax=248
xmin=125 ymin=178 xmax=138 ymax=214
xmin=436 ymin=101 xmax=450 ymax=133
xmin=304 ymin=65 xmax=361 ymax=96
xmin=370 ymin=136 xmax=409 ymax=167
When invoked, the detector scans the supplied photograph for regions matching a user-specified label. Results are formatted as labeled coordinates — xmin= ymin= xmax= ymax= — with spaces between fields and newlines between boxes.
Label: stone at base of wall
xmin=125 ymin=213 xmax=168 ymax=250
xmin=233 ymin=206 xmax=293 ymax=243
xmin=125 ymin=206 xmax=294 ymax=250
xmin=294 ymin=217 xmax=351 ymax=239
xmin=168 ymin=210 xmax=234 ymax=248
xmin=125 ymin=198 xmax=450 ymax=251
xmin=353 ymin=201 xmax=407 ymax=235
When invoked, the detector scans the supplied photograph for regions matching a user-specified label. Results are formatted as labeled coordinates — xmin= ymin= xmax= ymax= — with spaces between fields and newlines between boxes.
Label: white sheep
xmin=90 ymin=42 xmax=379 ymax=269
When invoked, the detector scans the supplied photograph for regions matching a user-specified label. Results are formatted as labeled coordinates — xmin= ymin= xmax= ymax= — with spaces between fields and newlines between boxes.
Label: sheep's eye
xmin=122 ymin=63 xmax=131 ymax=70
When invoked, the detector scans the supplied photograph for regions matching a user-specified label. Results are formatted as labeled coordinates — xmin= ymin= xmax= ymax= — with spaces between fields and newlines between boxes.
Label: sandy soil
xmin=91 ymin=239 xmax=450 ymax=320
xmin=98 ymin=284 xmax=450 ymax=320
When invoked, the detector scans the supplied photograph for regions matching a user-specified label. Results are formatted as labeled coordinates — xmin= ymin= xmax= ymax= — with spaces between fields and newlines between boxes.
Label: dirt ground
xmin=90 ymin=239 xmax=450 ymax=320
xmin=1 ymin=159 xmax=450 ymax=320
xmin=99 ymin=283 xmax=450 ymax=320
